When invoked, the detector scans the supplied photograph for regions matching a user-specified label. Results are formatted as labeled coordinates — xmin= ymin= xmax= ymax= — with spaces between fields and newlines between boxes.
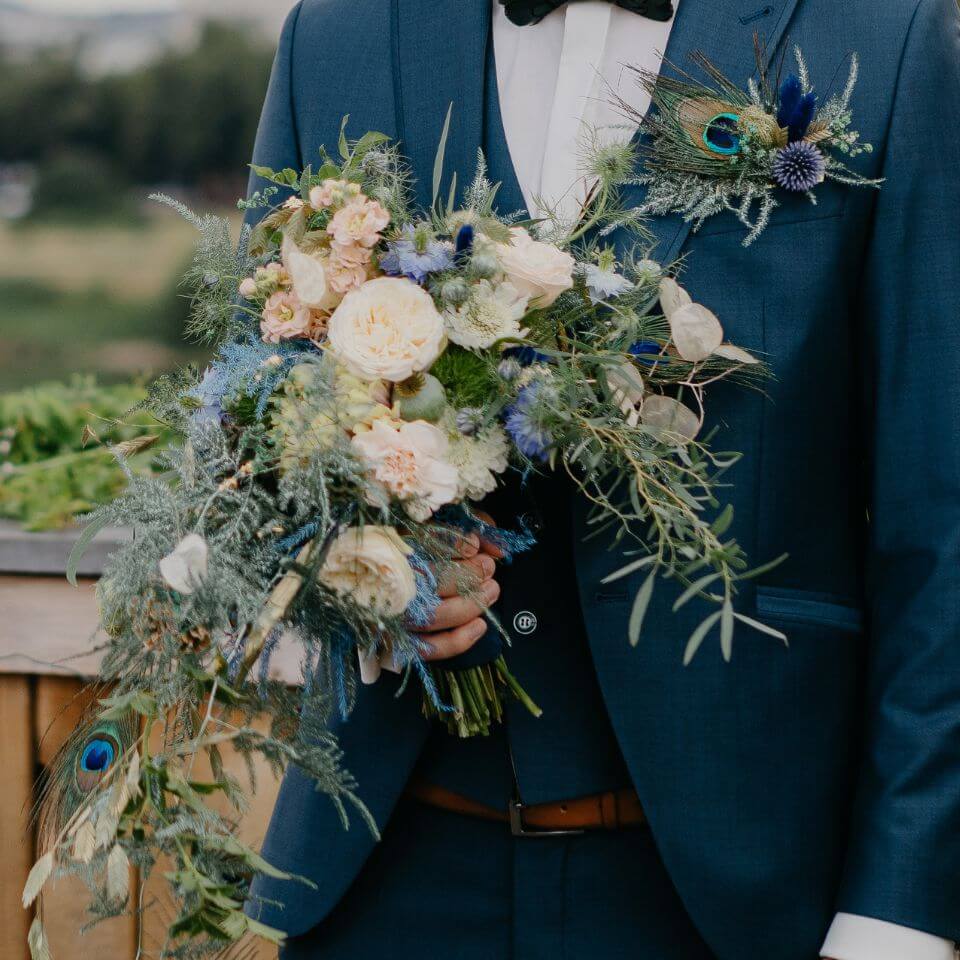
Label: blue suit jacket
xmin=244 ymin=1 xmax=960 ymax=957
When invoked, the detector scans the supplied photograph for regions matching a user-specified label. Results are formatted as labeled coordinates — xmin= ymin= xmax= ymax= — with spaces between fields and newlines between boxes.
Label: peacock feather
xmin=34 ymin=696 xmax=140 ymax=844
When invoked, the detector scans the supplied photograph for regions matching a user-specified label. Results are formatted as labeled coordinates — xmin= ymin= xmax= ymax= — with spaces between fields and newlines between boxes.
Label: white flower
xmin=351 ymin=417 xmax=460 ymax=521
xmin=281 ymin=234 xmax=341 ymax=312
xmin=318 ymin=526 xmax=417 ymax=617
xmin=582 ymin=262 xmax=633 ymax=304
xmin=159 ymin=534 xmax=208 ymax=595
xmin=658 ymin=277 xmax=723 ymax=362
xmin=493 ymin=226 xmax=575 ymax=307
xmin=446 ymin=421 xmax=510 ymax=500
xmin=327 ymin=276 xmax=445 ymax=382
xmin=444 ymin=279 xmax=528 ymax=350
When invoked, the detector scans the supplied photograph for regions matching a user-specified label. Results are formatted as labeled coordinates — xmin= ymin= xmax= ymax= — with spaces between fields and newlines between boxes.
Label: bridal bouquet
xmin=25 ymin=121 xmax=778 ymax=956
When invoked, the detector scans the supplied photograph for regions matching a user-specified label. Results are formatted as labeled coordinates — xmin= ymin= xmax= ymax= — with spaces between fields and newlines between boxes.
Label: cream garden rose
xmin=351 ymin=417 xmax=459 ymax=521
xmin=318 ymin=525 xmax=417 ymax=617
xmin=327 ymin=276 xmax=445 ymax=382
xmin=493 ymin=226 xmax=575 ymax=308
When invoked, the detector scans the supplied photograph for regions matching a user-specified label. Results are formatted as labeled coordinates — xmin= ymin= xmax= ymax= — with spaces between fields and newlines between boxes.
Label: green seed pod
xmin=398 ymin=374 xmax=448 ymax=423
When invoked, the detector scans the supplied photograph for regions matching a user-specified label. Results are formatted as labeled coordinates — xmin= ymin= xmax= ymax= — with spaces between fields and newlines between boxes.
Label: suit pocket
xmin=755 ymin=586 xmax=863 ymax=633
xmin=694 ymin=180 xmax=848 ymax=239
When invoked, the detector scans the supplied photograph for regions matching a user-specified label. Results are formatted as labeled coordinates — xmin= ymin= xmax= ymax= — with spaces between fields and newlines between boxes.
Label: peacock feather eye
xmin=702 ymin=113 xmax=742 ymax=156
xmin=76 ymin=732 xmax=120 ymax=793
xmin=678 ymin=99 xmax=743 ymax=158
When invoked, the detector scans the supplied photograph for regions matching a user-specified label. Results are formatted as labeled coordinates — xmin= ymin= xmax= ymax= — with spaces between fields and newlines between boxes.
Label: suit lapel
xmin=635 ymin=0 xmax=804 ymax=263
xmin=393 ymin=0 xmax=491 ymax=210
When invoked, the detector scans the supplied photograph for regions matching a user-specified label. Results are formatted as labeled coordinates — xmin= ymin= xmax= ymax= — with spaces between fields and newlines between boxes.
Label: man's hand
xmin=411 ymin=519 xmax=502 ymax=661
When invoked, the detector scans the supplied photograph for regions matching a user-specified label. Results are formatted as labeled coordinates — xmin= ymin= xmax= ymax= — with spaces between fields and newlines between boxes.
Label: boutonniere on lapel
xmin=625 ymin=42 xmax=881 ymax=245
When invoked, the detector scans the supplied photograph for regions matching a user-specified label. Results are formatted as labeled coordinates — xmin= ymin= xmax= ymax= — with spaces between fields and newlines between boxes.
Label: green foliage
xmin=429 ymin=346 xmax=499 ymax=410
xmin=0 ymin=377 xmax=173 ymax=530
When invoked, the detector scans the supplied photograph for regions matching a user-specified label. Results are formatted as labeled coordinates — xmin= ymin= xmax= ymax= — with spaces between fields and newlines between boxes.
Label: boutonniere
xmin=625 ymin=42 xmax=881 ymax=245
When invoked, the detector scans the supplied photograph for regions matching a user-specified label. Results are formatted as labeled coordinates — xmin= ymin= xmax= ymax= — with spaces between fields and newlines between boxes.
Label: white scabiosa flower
xmin=445 ymin=420 xmax=510 ymax=501
xmin=443 ymin=280 xmax=529 ymax=350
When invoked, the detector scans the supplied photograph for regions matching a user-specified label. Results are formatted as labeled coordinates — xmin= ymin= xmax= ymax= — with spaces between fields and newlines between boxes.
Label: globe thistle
xmin=771 ymin=142 xmax=826 ymax=192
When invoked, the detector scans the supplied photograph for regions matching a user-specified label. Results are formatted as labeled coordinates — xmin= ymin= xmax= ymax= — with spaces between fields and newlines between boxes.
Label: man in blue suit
xmin=244 ymin=1 xmax=960 ymax=957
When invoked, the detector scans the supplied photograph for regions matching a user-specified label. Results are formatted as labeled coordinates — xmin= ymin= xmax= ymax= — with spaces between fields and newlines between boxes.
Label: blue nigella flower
xmin=380 ymin=225 xmax=454 ymax=283
xmin=776 ymin=74 xmax=817 ymax=143
xmin=192 ymin=366 xmax=226 ymax=424
xmin=504 ymin=383 xmax=553 ymax=462
xmin=771 ymin=141 xmax=826 ymax=192
xmin=628 ymin=340 xmax=665 ymax=367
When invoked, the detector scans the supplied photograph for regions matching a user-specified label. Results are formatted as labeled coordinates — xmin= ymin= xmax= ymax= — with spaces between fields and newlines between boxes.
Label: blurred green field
xmin=0 ymin=210 xmax=233 ymax=388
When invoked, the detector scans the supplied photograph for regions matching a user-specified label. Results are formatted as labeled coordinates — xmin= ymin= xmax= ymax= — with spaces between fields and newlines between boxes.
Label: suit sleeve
xmin=243 ymin=1 xmax=304 ymax=226
xmin=837 ymin=0 xmax=960 ymax=941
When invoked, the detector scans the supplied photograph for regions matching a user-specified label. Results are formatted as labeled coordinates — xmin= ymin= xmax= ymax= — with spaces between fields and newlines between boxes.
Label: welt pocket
xmin=755 ymin=587 xmax=863 ymax=633
xmin=695 ymin=188 xmax=847 ymax=239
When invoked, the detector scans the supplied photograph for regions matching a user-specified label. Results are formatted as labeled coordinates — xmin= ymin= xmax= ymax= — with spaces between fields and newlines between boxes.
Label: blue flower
xmin=380 ymin=225 xmax=454 ymax=282
xmin=628 ymin=340 xmax=665 ymax=367
xmin=504 ymin=383 xmax=553 ymax=461
xmin=776 ymin=74 xmax=817 ymax=143
xmin=503 ymin=345 xmax=552 ymax=367
xmin=772 ymin=141 xmax=826 ymax=192
xmin=455 ymin=224 xmax=474 ymax=261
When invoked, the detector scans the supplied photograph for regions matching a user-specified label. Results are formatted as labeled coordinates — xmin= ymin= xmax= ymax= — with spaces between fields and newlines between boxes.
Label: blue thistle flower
xmin=380 ymin=225 xmax=454 ymax=283
xmin=772 ymin=141 xmax=826 ymax=192
xmin=776 ymin=74 xmax=817 ymax=142
xmin=504 ymin=383 xmax=553 ymax=462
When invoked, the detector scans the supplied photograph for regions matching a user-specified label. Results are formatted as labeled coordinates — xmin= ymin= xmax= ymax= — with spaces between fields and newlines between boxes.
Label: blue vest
xmin=414 ymin=36 xmax=632 ymax=807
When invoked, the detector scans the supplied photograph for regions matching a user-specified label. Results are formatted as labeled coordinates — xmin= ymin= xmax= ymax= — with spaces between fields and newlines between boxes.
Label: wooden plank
xmin=32 ymin=676 xmax=138 ymax=958
xmin=0 ymin=574 xmax=304 ymax=682
xmin=0 ymin=675 xmax=34 ymax=960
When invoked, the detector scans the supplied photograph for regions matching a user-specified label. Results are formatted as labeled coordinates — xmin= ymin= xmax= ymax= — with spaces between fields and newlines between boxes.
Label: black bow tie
xmin=500 ymin=0 xmax=674 ymax=27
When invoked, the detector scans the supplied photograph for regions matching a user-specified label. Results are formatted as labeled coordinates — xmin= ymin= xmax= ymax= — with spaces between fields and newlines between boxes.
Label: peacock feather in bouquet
xmin=25 ymin=119 xmax=782 ymax=957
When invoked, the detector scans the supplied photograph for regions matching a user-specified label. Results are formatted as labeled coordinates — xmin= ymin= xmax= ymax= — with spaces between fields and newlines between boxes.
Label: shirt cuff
xmin=821 ymin=912 xmax=956 ymax=960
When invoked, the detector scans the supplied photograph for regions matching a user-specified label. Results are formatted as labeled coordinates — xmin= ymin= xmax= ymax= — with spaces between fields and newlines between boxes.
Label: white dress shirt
xmin=490 ymin=3 xmax=957 ymax=959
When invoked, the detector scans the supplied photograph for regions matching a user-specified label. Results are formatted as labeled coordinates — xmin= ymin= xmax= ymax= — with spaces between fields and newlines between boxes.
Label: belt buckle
xmin=509 ymin=798 xmax=585 ymax=838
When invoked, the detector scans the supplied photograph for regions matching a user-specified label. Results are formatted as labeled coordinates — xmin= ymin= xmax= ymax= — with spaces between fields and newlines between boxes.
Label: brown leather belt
xmin=407 ymin=776 xmax=646 ymax=836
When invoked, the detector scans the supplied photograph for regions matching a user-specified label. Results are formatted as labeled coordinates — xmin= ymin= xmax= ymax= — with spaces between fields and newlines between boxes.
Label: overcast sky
xmin=18 ymin=0 xmax=177 ymax=11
